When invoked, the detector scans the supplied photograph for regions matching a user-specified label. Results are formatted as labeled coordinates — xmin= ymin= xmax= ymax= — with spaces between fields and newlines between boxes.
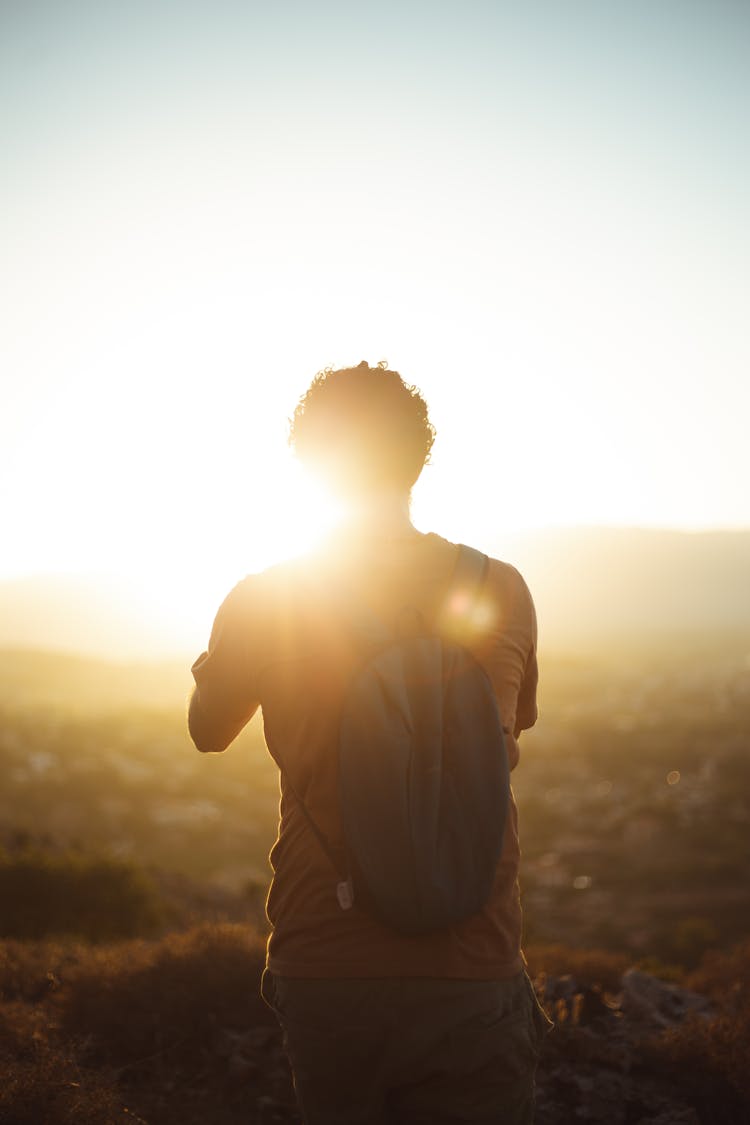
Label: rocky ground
xmin=2 ymin=923 xmax=748 ymax=1125
xmin=533 ymin=969 xmax=729 ymax=1125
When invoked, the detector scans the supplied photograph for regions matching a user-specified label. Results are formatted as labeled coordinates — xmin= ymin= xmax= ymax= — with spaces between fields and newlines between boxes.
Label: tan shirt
xmin=190 ymin=530 xmax=538 ymax=979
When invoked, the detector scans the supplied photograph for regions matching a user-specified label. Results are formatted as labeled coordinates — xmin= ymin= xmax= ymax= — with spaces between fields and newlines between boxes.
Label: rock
xmin=634 ymin=1105 xmax=700 ymax=1124
xmin=538 ymin=973 xmax=614 ymax=1027
xmin=533 ymin=970 xmax=719 ymax=1125
xmin=620 ymin=970 xmax=713 ymax=1029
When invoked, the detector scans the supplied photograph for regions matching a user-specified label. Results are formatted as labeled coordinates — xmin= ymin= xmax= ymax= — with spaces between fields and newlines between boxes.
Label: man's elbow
xmin=188 ymin=689 xmax=227 ymax=754
xmin=514 ymin=705 xmax=538 ymax=740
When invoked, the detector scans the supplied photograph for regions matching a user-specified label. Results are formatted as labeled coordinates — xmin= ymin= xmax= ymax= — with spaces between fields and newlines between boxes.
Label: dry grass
xmin=1 ymin=924 xmax=294 ymax=1125
xmin=0 ymin=935 xmax=98 ymax=1007
xmin=0 ymin=851 xmax=166 ymax=942
xmin=525 ymin=942 xmax=630 ymax=991
xmin=652 ymin=940 xmax=750 ymax=1104
xmin=58 ymin=924 xmax=271 ymax=1071
xmin=2 ymin=926 xmax=750 ymax=1124
xmin=0 ymin=1000 xmax=134 ymax=1124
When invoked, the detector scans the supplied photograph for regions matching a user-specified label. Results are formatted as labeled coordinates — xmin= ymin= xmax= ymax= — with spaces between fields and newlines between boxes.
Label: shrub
xmin=1 ymin=937 xmax=68 ymax=1002
xmin=0 ymin=852 xmax=165 ymax=942
xmin=58 ymin=924 xmax=271 ymax=1073
xmin=686 ymin=938 xmax=750 ymax=1001
xmin=2 ymin=925 xmax=295 ymax=1125
xmin=645 ymin=940 xmax=750 ymax=1113
xmin=525 ymin=943 xmax=629 ymax=992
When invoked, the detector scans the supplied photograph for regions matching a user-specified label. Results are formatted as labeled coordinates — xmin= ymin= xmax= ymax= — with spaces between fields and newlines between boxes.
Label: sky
xmin=2 ymin=0 xmax=749 ymax=619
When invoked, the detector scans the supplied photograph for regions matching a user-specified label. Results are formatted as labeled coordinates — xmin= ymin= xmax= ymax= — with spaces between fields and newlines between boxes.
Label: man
xmin=189 ymin=360 xmax=549 ymax=1124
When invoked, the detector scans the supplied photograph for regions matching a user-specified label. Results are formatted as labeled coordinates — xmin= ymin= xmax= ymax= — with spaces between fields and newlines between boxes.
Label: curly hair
xmin=289 ymin=360 xmax=435 ymax=496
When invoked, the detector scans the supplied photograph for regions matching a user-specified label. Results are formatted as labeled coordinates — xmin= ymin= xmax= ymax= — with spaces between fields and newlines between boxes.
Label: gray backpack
xmin=284 ymin=545 xmax=509 ymax=934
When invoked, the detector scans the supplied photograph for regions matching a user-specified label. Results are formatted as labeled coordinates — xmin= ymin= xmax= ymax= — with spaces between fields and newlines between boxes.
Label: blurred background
xmin=2 ymin=0 xmax=748 ymax=648
xmin=1 ymin=4 xmax=749 ymax=1122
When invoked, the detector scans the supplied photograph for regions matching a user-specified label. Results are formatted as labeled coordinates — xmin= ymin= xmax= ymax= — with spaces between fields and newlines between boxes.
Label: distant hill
xmin=0 ymin=648 xmax=191 ymax=711
xmin=0 ymin=573 xmax=199 ymax=661
xmin=0 ymin=528 xmax=748 ymax=661
xmin=491 ymin=527 xmax=750 ymax=653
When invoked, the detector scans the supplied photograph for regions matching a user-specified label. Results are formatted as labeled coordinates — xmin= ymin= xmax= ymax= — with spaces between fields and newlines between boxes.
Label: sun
xmin=123 ymin=451 xmax=347 ymax=653
xmin=252 ymin=455 xmax=347 ymax=569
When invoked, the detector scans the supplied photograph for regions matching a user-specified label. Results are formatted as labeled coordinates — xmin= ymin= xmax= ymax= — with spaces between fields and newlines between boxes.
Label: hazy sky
xmin=2 ymin=0 xmax=749 ymax=605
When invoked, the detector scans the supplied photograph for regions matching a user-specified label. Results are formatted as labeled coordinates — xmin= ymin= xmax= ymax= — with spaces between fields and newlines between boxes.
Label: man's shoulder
xmin=219 ymin=553 xmax=321 ymax=621
xmin=435 ymin=535 xmax=533 ymax=599
xmin=222 ymin=538 xmax=533 ymax=619
xmin=485 ymin=554 xmax=534 ymax=600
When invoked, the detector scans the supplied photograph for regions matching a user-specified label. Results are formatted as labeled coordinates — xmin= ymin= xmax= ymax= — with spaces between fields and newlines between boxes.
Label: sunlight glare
xmin=139 ymin=451 xmax=346 ymax=649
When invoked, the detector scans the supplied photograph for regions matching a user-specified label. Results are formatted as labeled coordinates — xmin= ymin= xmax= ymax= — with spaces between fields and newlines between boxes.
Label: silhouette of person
xmin=189 ymin=361 xmax=550 ymax=1124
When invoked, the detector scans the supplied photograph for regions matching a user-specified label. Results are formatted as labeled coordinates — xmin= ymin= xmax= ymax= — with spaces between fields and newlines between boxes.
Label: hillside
xmin=0 ymin=648 xmax=191 ymax=712
xmin=0 ymin=606 xmax=748 ymax=1122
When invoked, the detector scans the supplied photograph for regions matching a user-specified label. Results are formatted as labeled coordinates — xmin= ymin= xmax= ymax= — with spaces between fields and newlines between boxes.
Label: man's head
xmin=289 ymin=360 xmax=435 ymax=502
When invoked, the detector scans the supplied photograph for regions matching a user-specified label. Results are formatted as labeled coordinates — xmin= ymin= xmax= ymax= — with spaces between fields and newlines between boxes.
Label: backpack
xmin=283 ymin=544 xmax=510 ymax=935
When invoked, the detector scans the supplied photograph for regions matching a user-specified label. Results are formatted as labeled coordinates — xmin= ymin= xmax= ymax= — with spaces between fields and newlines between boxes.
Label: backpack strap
xmin=271 ymin=743 xmax=355 ymax=909
xmin=269 ymin=568 xmax=391 ymax=909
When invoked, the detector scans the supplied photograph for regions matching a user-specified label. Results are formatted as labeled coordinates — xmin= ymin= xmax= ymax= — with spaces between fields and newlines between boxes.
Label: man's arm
xmin=188 ymin=581 xmax=261 ymax=753
xmin=188 ymin=684 xmax=257 ymax=753
xmin=513 ymin=643 xmax=539 ymax=739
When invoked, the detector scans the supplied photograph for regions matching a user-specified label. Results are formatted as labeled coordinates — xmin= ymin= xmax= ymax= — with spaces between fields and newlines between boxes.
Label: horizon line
xmin=2 ymin=521 xmax=750 ymax=585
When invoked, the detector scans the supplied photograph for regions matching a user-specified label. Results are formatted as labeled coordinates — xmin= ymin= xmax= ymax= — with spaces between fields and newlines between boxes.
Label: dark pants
xmin=262 ymin=971 xmax=551 ymax=1125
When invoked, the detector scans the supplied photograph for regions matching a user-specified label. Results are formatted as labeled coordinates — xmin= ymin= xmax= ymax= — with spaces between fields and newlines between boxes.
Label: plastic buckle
xmin=336 ymin=877 xmax=354 ymax=910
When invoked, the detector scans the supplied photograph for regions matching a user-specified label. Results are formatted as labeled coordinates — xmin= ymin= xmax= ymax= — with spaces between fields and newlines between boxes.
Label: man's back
xmin=190 ymin=528 xmax=537 ymax=980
